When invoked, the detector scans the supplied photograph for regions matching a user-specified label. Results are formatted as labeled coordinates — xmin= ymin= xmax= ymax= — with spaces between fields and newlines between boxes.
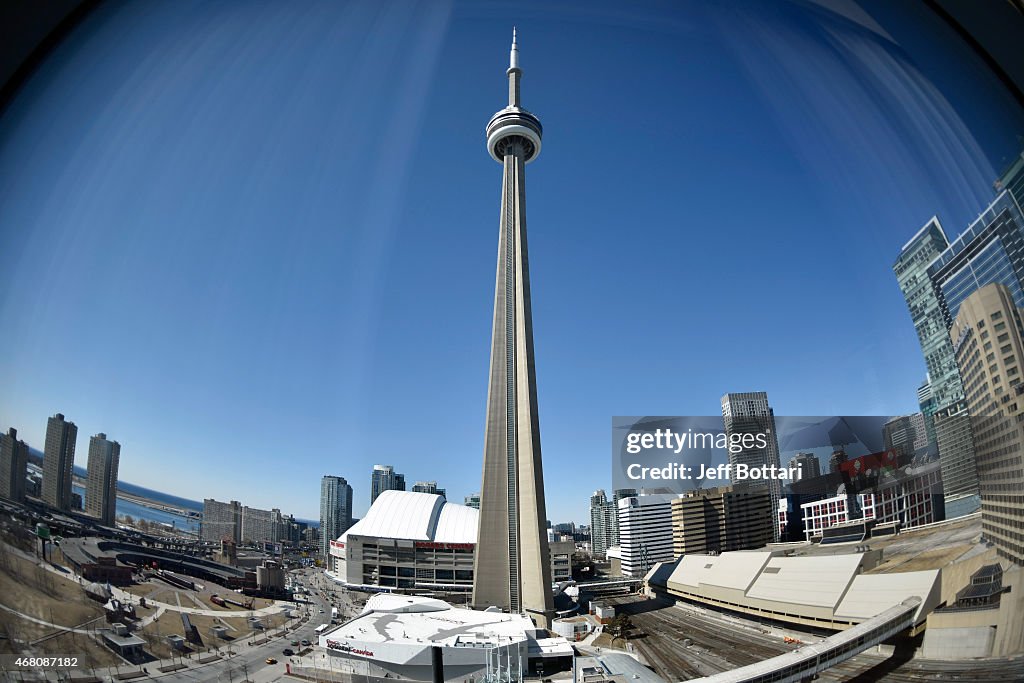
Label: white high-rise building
xmin=617 ymin=493 xmax=677 ymax=577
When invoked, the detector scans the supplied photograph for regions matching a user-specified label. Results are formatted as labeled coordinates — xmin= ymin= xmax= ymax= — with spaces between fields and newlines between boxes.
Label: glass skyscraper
xmin=370 ymin=464 xmax=405 ymax=505
xmin=896 ymin=190 xmax=1024 ymax=520
xmin=893 ymin=218 xmax=962 ymax=411
xmin=929 ymin=191 xmax=1024 ymax=328
xmin=320 ymin=475 xmax=353 ymax=557
xmin=721 ymin=392 xmax=783 ymax=541
xmin=997 ymin=149 xmax=1024 ymax=208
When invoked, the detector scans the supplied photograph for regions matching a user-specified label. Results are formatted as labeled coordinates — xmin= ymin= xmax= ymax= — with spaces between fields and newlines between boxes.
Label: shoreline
xmin=71 ymin=474 xmax=202 ymax=520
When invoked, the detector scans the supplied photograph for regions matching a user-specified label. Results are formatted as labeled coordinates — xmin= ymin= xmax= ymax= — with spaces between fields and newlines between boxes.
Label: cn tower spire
xmin=508 ymin=27 xmax=521 ymax=107
xmin=473 ymin=32 xmax=553 ymax=626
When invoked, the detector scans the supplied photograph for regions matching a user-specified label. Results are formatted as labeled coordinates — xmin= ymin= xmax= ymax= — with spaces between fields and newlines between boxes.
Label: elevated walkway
xmin=688 ymin=597 xmax=920 ymax=683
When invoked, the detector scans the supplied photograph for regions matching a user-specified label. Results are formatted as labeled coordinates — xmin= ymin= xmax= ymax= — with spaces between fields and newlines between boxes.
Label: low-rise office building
xmin=800 ymin=462 xmax=943 ymax=541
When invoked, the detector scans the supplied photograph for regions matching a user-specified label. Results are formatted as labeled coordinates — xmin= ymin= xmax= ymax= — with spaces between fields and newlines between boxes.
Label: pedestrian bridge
xmin=688 ymin=597 xmax=920 ymax=683
xmin=574 ymin=578 xmax=643 ymax=590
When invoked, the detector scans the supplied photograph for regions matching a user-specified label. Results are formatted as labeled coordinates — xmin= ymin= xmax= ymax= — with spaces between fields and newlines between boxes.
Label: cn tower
xmin=472 ymin=29 xmax=555 ymax=626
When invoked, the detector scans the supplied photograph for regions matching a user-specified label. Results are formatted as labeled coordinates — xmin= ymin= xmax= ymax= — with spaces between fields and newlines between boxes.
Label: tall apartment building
xmin=950 ymin=283 xmax=1024 ymax=564
xmin=672 ymin=486 xmax=773 ymax=557
xmin=411 ymin=481 xmax=446 ymax=499
xmin=617 ymin=494 xmax=677 ymax=577
xmin=589 ymin=490 xmax=612 ymax=555
xmin=201 ymin=498 xmax=241 ymax=543
xmin=894 ymin=218 xmax=963 ymax=411
xmin=319 ymin=475 xmax=353 ymax=557
xmin=241 ymin=505 xmax=284 ymax=544
xmin=589 ymin=488 xmax=637 ymax=556
xmin=788 ymin=452 xmax=821 ymax=482
xmin=721 ymin=392 xmax=782 ymax=539
xmin=932 ymin=401 xmax=981 ymax=517
xmin=463 ymin=493 xmax=480 ymax=509
xmin=370 ymin=464 xmax=405 ymax=505
xmin=0 ymin=427 xmax=29 ymax=503
xmin=42 ymin=413 xmax=77 ymax=511
xmin=85 ymin=433 xmax=120 ymax=525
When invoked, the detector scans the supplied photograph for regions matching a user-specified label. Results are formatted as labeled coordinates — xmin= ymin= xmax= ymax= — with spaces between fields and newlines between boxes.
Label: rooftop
xmin=340 ymin=490 xmax=477 ymax=544
xmin=575 ymin=653 xmax=667 ymax=683
xmin=325 ymin=594 xmax=542 ymax=647
xmin=790 ymin=513 xmax=986 ymax=574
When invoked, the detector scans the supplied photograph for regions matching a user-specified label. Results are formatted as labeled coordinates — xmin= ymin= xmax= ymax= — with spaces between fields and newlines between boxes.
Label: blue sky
xmin=1 ymin=0 xmax=1022 ymax=524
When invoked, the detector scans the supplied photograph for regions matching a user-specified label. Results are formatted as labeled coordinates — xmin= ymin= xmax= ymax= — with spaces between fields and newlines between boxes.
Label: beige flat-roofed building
xmin=746 ymin=554 xmax=863 ymax=609
xmin=655 ymin=549 xmax=939 ymax=630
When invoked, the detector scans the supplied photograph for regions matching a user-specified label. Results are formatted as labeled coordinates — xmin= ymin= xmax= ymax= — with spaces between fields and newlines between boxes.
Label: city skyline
xmin=2 ymin=2 xmax=1024 ymax=524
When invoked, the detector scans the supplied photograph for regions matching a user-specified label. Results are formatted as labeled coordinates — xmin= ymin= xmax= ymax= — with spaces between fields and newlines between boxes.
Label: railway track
xmin=630 ymin=629 xmax=704 ymax=680
xmin=603 ymin=594 xmax=1024 ymax=683
xmin=604 ymin=595 xmax=795 ymax=677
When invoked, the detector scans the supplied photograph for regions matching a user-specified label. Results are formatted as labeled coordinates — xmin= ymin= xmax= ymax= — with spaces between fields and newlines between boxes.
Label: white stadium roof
xmin=340 ymin=490 xmax=478 ymax=544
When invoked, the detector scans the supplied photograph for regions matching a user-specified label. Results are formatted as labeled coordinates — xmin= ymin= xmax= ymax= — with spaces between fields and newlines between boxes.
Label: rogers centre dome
xmin=327 ymin=490 xmax=479 ymax=592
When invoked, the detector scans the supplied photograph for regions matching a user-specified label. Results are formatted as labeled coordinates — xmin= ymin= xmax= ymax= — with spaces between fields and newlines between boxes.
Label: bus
xmin=314 ymin=624 xmax=329 ymax=635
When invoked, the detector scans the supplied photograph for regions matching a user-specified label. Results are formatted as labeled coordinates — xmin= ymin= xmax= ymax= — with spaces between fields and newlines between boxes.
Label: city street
xmin=136 ymin=568 xmax=344 ymax=683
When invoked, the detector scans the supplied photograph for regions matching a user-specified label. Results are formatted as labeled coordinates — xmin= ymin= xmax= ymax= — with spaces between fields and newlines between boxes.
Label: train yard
xmin=599 ymin=594 xmax=1024 ymax=682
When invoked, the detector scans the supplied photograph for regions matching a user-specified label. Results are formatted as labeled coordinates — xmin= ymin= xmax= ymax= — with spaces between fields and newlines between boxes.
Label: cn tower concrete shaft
xmin=472 ymin=30 xmax=554 ymax=626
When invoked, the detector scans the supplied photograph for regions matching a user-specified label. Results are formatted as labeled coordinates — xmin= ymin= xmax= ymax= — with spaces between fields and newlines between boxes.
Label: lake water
xmin=72 ymin=483 xmax=200 ymax=534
